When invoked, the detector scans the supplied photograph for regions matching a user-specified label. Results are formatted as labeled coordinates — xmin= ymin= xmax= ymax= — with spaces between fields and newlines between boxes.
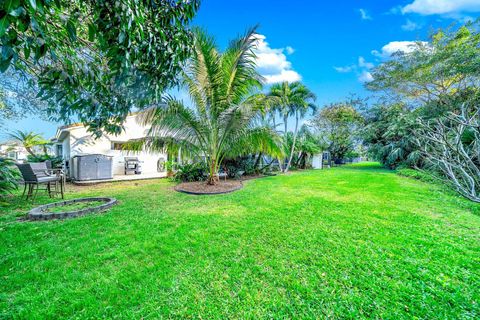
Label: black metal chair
xmin=16 ymin=163 xmax=65 ymax=201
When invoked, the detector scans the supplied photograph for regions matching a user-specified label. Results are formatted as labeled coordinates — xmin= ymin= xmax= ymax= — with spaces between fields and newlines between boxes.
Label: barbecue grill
xmin=124 ymin=157 xmax=142 ymax=175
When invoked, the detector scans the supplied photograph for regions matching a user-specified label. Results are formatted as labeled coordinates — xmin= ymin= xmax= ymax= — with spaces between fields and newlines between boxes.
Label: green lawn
xmin=1 ymin=163 xmax=479 ymax=319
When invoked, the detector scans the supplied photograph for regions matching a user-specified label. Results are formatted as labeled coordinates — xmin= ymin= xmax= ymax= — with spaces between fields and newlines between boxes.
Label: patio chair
xmin=16 ymin=163 xmax=65 ymax=201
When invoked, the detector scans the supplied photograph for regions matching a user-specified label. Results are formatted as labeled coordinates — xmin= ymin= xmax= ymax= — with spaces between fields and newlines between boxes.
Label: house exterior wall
xmin=0 ymin=143 xmax=28 ymax=161
xmin=312 ymin=153 xmax=323 ymax=169
xmin=56 ymin=115 xmax=167 ymax=176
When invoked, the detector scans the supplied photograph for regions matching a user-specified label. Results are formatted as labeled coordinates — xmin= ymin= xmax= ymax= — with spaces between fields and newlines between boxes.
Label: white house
xmin=0 ymin=141 xmax=28 ymax=161
xmin=52 ymin=114 xmax=168 ymax=180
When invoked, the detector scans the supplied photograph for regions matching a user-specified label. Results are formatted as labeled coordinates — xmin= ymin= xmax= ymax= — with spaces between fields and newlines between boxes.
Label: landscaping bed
xmin=28 ymin=197 xmax=117 ymax=220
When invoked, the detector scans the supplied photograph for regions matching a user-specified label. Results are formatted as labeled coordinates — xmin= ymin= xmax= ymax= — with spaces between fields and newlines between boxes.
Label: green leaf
xmin=66 ymin=20 xmax=76 ymax=41
xmin=24 ymin=46 xmax=30 ymax=59
xmin=9 ymin=7 xmax=26 ymax=17
xmin=0 ymin=56 xmax=13 ymax=72
xmin=29 ymin=0 xmax=37 ymax=10
xmin=87 ymin=24 xmax=95 ymax=42
xmin=0 ymin=17 xmax=9 ymax=36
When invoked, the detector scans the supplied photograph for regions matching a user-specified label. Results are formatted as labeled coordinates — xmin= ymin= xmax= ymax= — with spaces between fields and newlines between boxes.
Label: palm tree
xmin=268 ymin=82 xmax=316 ymax=172
xmin=7 ymin=130 xmax=50 ymax=157
xmin=138 ymin=28 xmax=283 ymax=185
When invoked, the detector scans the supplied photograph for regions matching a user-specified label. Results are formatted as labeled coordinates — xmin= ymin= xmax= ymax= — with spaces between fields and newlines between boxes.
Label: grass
xmin=1 ymin=162 xmax=479 ymax=319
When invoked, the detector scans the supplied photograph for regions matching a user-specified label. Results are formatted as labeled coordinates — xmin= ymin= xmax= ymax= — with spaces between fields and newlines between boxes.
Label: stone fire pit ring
xmin=28 ymin=197 xmax=117 ymax=221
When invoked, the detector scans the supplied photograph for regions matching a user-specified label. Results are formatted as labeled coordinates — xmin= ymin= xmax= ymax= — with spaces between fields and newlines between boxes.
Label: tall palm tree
xmin=7 ymin=130 xmax=50 ymax=157
xmin=268 ymin=82 xmax=316 ymax=172
xmin=138 ymin=28 xmax=283 ymax=185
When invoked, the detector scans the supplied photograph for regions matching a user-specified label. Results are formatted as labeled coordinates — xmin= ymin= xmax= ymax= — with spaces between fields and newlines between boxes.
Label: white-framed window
xmin=7 ymin=151 xmax=17 ymax=159
xmin=56 ymin=144 xmax=63 ymax=157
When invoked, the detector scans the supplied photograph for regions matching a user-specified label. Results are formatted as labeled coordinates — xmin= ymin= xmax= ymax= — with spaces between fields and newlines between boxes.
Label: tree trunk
xmin=285 ymin=112 xmax=299 ymax=173
xmin=254 ymin=152 xmax=263 ymax=172
xmin=25 ymin=146 xmax=36 ymax=157
xmin=207 ymin=158 xmax=218 ymax=185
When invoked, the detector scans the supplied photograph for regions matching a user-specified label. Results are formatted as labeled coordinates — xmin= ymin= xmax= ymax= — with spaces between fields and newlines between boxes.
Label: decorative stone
xmin=27 ymin=197 xmax=117 ymax=221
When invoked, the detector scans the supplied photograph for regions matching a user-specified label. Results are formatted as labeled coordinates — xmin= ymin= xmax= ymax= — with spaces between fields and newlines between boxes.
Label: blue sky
xmin=3 ymin=0 xmax=480 ymax=139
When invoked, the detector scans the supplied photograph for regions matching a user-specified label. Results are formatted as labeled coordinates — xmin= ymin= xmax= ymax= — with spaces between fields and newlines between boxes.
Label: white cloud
xmin=253 ymin=34 xmax=301 ymax=84
xmin=263 ymin=70 xmax=302 ymax=84
xmin=334 ymin=56 xmax=374 ymax=83
xmin=401 ymin=19 xmax=421 ymax=31
xmin=358 ymin=56 xmax=374 ymax=69
xmin=359 ymin=8 xmax=372 ymax=20
xmin=371 ymin=41 xmax=427 ymax=59
xmin=402 ymin=0 xmax=480 ymax=15
xmin=358 ymin=71 xmax=374 ymax=83
xmin=334 ymin=65 xmax=355 ymax=73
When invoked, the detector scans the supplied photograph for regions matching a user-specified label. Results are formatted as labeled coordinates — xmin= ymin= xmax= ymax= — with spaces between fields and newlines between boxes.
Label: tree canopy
xmin=311 ymin=101 xmax=363 ymax=162
xmin=0 ymin=0 xmax=199 ymax=135
xmin=364 ymin=22 xmax=480 ymax=201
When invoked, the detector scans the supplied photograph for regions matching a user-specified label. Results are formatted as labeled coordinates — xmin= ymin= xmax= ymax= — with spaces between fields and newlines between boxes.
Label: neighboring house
xmin=52 ymin=114 xmax=168 ymax=178
xmin=0 ymin=141 xmax=28 ymax=161
xmin=312 ymin=151 xmax=331 ymax=169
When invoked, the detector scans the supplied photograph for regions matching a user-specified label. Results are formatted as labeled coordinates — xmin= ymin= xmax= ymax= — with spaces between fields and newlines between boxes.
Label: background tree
xmin=0 ymin=0 xmax=199 ymax=135
xmin=268 ymin=81 xmax=316 ymax=172
xmin=137 ymin=28 xmax=283 ymax=185
xmin=362 ymin=102 xmax=422 ymax=169
xmin=7 ymin=130 xmax=50 ymax=157
xmin=311 ymin=102 xmax=363 ymax=163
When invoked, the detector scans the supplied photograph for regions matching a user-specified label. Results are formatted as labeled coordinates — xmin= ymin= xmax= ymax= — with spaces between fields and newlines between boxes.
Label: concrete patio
xmin=72 ymin=172 xmax=167 ymax=185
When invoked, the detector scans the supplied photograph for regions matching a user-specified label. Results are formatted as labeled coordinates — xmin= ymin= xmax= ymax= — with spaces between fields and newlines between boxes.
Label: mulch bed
xmin=175 ymin=180 xmax=243 ymax=195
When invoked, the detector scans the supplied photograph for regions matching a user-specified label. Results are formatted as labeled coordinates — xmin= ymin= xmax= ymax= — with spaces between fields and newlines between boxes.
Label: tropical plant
xmin=0 ymin=157 xmax=20 ymax=197
xmin=224 ymin=156 xmax=256 ymax=178
xmin=294 ymin=125 xmax=325 ymax=169
xmin=7 ymin=130 xmax=50 ymax=157
xmin=0 ymin=0 xmax=199 ymax=135
xmin=138 ymin=28 xmax=283 ymax=185
xmin=174 ymin=162 xmax=208 ymax=182
xmin=362 ymin=103 xmax=422 ymax=169
xmin=268 ymin=81 xmax=317 ymax=172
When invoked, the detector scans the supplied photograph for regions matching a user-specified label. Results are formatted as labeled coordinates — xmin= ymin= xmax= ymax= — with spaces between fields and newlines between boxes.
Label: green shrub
xmin=224 ymin=156 xmax=256 ymax=178
xmin=0 ymin=157 xmax=20 ymax=196
xmin=174 ymin=162 xmax=208 ymax=182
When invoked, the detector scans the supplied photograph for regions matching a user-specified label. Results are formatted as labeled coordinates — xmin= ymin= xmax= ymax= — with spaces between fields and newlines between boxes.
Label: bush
xmin=224 ymin=156 xmax=256 ymax=178
xmin=174 ymin=162 xmax=208 ymax=182
xmin=0 ymin=157 xmax=20 ymax=196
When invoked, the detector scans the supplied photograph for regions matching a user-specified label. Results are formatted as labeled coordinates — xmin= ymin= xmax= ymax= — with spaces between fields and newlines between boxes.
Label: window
xmin=7 ymin=151 xmax=17 ymax=159
xmin=56 ymin=144 xmax=63 ymax=157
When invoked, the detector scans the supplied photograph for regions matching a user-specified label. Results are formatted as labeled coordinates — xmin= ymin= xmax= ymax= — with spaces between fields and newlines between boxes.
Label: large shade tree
xmin=137 ymin=28 xmax=283 ymax=185
xmin=268 ymin=81 xmax=316 ymax=172
xmin=0 ymin=0 xmax=199 ymax=135
xmin=311 ymin=102 xmax=363 ymax=163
